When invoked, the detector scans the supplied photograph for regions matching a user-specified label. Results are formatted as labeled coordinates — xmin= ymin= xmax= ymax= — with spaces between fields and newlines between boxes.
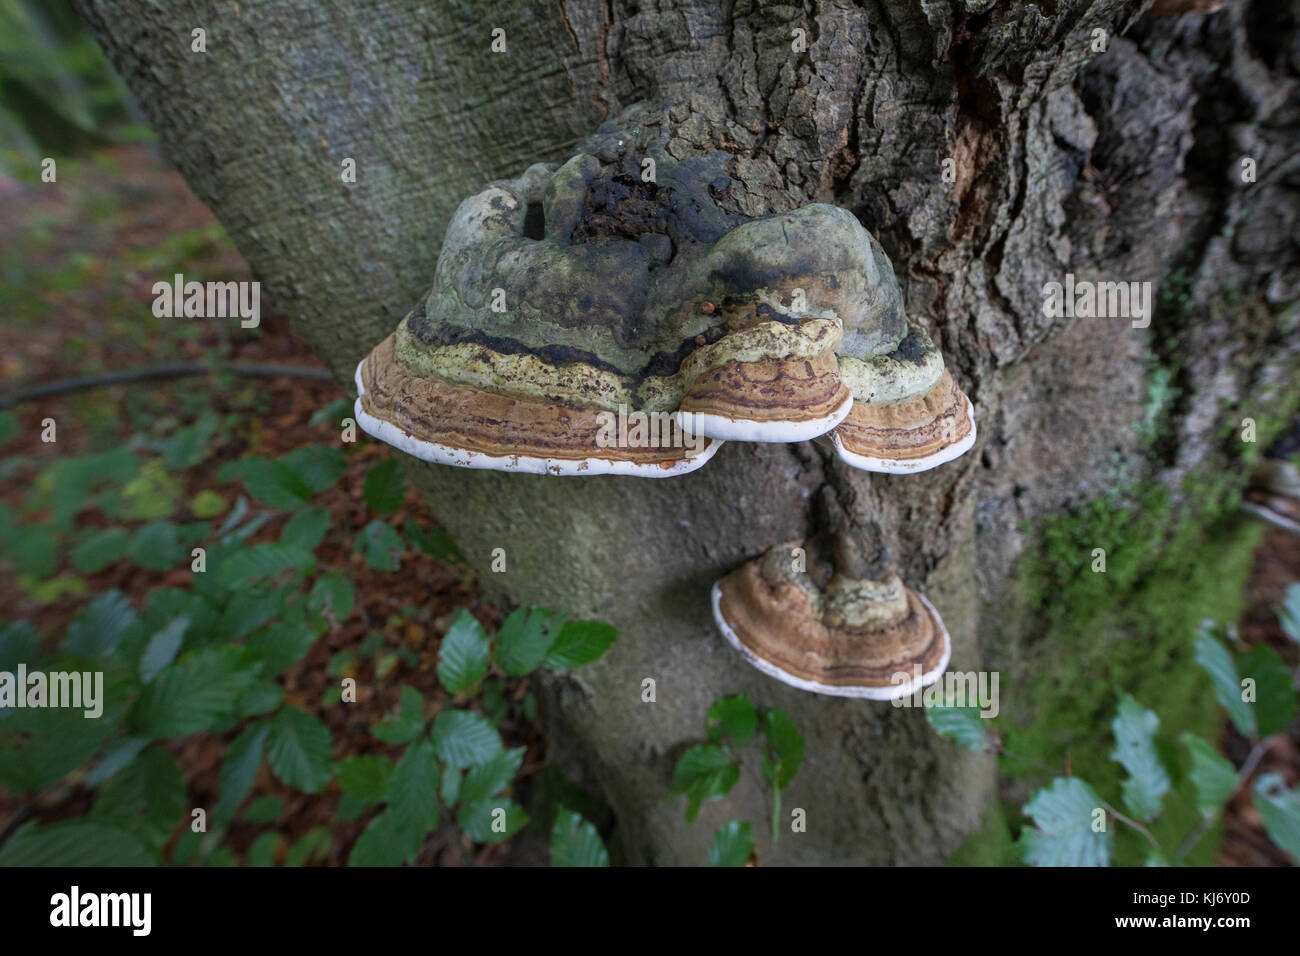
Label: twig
xmin=0 ymin=805 xmax=33 ymax=847
xmin=0 ymin=362 xmax=336 ymax=409
xmin=1102 ymin=800 xmax=1162 ymax=853
xmin=1174 ymin=736 xmax=1273 ymax=862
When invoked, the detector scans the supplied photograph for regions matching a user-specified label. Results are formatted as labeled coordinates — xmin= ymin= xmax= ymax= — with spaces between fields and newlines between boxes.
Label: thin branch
xmin=1174 ymin=735 xmax=1274 ymax=862
xmin=1102 ymin=800 xmax=1162 ymax=853
xmin=0 ymin=362 xmax=336 ymax=409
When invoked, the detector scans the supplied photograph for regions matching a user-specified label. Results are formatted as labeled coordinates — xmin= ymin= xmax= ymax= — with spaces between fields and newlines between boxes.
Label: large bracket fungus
xmin=354 ymin=119 xmax=973 ymax=698
xmin=354 ymin=122 xmax=975 ymax=477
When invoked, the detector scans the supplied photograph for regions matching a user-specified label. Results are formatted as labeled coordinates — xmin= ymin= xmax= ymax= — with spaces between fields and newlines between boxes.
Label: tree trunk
xmin=73 ymin=0 xmax=1300 ymax=864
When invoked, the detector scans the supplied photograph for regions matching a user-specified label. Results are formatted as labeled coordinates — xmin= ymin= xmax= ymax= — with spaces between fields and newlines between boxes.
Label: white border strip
xmin=831 ymin=397 xmax=977 ymax=475
xmin=710 ymin=580 xmax=952 ymax=700
xmin=354 ymin=357 xmax=722 ymax=477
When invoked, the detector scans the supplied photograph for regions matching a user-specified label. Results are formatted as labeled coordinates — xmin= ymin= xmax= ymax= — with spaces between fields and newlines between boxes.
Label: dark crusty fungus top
xmin=355 ymin=118 xmax=975 ymax=475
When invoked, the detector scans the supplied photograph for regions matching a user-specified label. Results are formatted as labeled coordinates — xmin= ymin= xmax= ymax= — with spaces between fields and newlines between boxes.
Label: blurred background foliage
xmin=0 ymin=0 xmax=153 ymax=175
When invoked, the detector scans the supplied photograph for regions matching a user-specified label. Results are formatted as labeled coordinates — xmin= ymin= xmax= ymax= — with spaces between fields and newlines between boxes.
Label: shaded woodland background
xmin=0 ymin=0 xmax=1297 ymax=866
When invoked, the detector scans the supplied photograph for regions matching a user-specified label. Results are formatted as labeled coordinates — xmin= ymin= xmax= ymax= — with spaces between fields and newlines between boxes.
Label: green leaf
xmin=460 ymin=747 xmax=525 ymax=806
xmin=371 ymin=685 xmax=426 ymax=745
xmin=550 ymin=808 xmax=610 ymax=867
xmin=707 ymin=694 xmax=757 ymax=746
xmin=493 ymin=607 xmax=561 ymax=676
xmin=5 ymin=523 xmax=57 ymax=577
xmin=709 ymin=820 xmax=754 ymax=866
xmin=86 ymin=737 xmax=148 ymax=787
xmin=1236 ymin=644 xmax=1297 ymax=738
xmin=130 ymin=646 xmax=261 ymax=738
xmin=265 ymin=706 xmax=333 ymax=793
xmin=235 ymin=680 xmax=284 ymax=718
xmin=310 ymin=397 xmax=352 ymax=427
xmin=1193 ymin=625 xmax=1256 ymax=737
xmin=0 ymin=410 xmax=15 ymax=448
xmin=541 ymin=620 xmax=618 ymax=669
xmin=212 ymin=585 xmax=291 ymax=642
xmin=127 ymin=519 xmax=185 ymax=571
xmin=1179 ymin=733 xmax=1238 ymax=818
xmin=363 ymin=459 xmax=406 ymax=514
xmin=387 ymin=738 xmax=440 ymax=853
xmin=0 ymin=821 xmax=155 ymax=867
xmin=280 ymin=507 xmax=330 ymax=552
xmin=214 ymin=542 xmax=313 ymax=589
xmin=1020 ymin=777 xmax=1112 ymax=867
xmin=403 ymin=518 xmax=463 ymax=562
xmin=118 ymin=459 xmax=182 ymax=520
xmin=190 ymin=489 xmax=227 ymax=519
xmin=431 ymin=710 xmax=502 ymax=769
xmin=71 ymin=527 xmax=130 ymax=573
xmin=243 ymin=795 xmax=284 ymax=823
xmin=246 ymin=617 xmax=320 ymax=677
xmin=458 ymin=799 xmax=528 ymax=843
xmin=1280 ymin=583 xmax=1300 ymax=644
xmin=1251 ymin=773 xmax=1300 ymax=860
xmin=159 ymin=414 xmax=219 ymax=469
xmin=286 ymin=827 xmax=332 ymax=866
xmin=246 ymin=832 xmax=283 ymax=866
xmin=1109 ymin=693 xmax=1170 ymax=823
xmin=143 ymin=588 xmax=218 ymax=644
xmin=218 ymin=457 xmax=311 ymax=509
xmin=760 ymin=708 xmax=804 ymax=789
xmin=0 ymin=663 xmax=134 ymax=791
xmin=348 ymin=810 xmax=407 ymax=866
xmin=279 ymin=446 xmax=345 ymax=494
xmin=671 ymin=744 xmax=740 ymax=823
xmin=333 ymin=755 xmax=394 ymax=802
xmin=214 ymin=722 xmax=268 ymax=823
xmin=307 ymin=572 xmax=355 ymax=624
xmin=440 ymin=766 xmax=463 ymax=806
xmin=355 ymin=519 xmax=404 ymax=571
xmin=138 ymin=616 xmax=189 ymax=683
xmin=63 ymin=589 xmax=136 ymax=657
xmin=0 ymin=621 xmax=38 ymax=672
xmin=438 ymin=609 xmax=490 ymax=693
xmin=91 ymin=746 xmax=185 ymax=853
xmin=926 ymin=698 xmax=994 ymax=753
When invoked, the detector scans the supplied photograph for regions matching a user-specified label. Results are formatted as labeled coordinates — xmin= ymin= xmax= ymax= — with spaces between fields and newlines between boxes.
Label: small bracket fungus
xmin=1241 ymin=458 xmax=1300 ymax=534
xmin=711 ymin=543 xmax=950 ymax=700
xmin=355 ymin=120 xmax=975 ymax=476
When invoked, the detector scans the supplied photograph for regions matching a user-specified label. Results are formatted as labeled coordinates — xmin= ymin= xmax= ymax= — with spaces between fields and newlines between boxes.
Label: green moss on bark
xmin=955 ymin=473 xmax=1261 ymax=865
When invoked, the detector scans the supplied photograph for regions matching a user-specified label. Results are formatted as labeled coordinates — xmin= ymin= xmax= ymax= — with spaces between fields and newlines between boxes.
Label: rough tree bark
xmin=73 ymin=0 xmax=1299 ymax=864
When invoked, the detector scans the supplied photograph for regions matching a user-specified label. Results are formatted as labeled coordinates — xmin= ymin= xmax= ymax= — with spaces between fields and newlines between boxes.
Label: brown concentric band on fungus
xmin=711 ymin=557 xmax=951 ymax=700
xmin=831 ymin=370 xmax=976 ymax=474
xmin=675 ymin=350 xmax=853 ymax=443
xmin=354 ymin=334 xmax=720 ymax=477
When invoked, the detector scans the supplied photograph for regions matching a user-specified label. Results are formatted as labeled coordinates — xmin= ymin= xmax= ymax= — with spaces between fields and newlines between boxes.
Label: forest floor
xmin=1 ymin=144 xmax=1295 ymax=866
xmin=0 ymin=145 xmax=550 ymax=865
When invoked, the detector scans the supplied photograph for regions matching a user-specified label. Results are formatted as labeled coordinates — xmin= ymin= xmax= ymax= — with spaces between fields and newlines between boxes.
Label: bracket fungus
xmin=1242 ymin=458 xmax=1300 ymax=534
xmin=711 ymin=543 xmax=950 ymax=700
xmin=354 ymin=123 xmax=976 ymax=477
